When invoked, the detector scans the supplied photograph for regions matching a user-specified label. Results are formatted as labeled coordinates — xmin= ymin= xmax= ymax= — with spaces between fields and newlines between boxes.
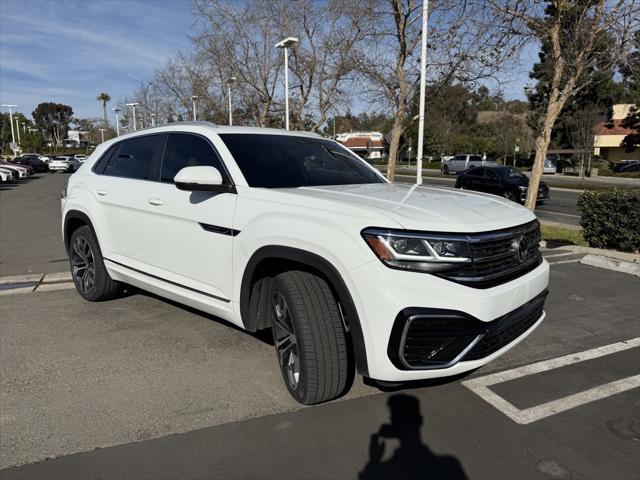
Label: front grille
xmin=438 ymin=220 xmax=542 ymax=288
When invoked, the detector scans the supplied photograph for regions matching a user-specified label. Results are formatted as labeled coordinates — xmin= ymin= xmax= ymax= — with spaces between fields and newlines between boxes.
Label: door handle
xmin=147 ymin=197 xmax=164 ymax=206
xmin=96 ymin=189 xmax=108 ymax=196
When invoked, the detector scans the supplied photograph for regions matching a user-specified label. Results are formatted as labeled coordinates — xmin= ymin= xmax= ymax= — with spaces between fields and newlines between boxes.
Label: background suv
xmin=61 ymin=123 xmax=549 ymax=404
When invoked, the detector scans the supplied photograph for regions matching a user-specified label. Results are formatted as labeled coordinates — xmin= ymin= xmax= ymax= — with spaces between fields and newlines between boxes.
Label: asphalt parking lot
xmin=1 ymin=174 xmax=639 ymax=479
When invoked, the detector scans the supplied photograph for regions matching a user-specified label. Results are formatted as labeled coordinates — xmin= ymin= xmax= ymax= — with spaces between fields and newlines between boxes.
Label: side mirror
xmin=174 ymin=166 xmax=234 ymax=193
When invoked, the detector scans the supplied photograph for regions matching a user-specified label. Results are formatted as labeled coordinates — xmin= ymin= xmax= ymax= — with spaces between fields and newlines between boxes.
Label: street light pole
xmin=2 ymin=105 xmax=17 ymax=152
xmin=191 ymin=96 xmax=198 ymax=121
xmin=275 ymin=37 xmax=298 ymax=131
xmin=99 ymin=129 xmax=106 ymax=143
xmin=21 ymin=122 xmax=26 ymax=133
xmin=126 ymin=103 xmax=139 ymax=131
xmin=227 ymin=77 xmax=236 ymax=126
xmin=416 ymin=0 xmax=429 ymax=185
xmin=112 ymin=107 xmax=121 ymax=136
xmin=150 ymin=113 xmax=156 ymax=127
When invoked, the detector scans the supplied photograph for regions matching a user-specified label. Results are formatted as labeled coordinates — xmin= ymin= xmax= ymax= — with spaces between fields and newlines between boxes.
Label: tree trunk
xmin=525 ymin=100 xmax=565 ymax=209
xmin=102 ymin=102 xmax=108 ymax=127
xmin=387 ymin=118 xmax=404 ymax=182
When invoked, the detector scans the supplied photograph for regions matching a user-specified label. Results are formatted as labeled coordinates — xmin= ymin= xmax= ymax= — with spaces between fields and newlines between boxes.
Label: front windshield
xmin=219 ymin=134 xmax=385 ymax=188
xmin=499 ymin=167 xmax=527 ymax=180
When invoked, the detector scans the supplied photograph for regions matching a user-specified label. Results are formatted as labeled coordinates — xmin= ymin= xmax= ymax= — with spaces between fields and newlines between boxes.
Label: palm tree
xmin=96 ymin=93 xmax=111 ymax=127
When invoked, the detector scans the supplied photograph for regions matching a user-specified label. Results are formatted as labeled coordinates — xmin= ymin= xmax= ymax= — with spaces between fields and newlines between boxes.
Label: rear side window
xmin=466 ymin=168 xmax=484 ymax=177
xmin=485 ymin=169 xmax=499 ymax=179
xmin=453 ymin=155 xmax=466 ymax=161
xmin=470 ymin=155 xmax=482 ymax=162
xmin=103 ymin=135 xmax=159 ymax=180
xmin=160 ymin=133 xmax=227 ymax=183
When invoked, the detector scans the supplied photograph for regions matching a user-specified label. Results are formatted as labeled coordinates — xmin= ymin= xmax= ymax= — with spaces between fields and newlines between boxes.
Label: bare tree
xmin=488 ymin=0 xmax=639 ymax=209
xmin=354 ymin=0 xmax=523 ymax=181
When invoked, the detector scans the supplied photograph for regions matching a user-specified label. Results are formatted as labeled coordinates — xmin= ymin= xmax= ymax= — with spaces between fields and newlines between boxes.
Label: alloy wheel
xmin=272 ymin=291 xmax=300 ymax=390
xmin=71 ymin=236 xmax=96 ymax=294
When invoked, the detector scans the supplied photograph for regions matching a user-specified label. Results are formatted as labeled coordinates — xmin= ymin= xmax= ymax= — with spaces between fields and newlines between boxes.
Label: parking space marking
xmin=462 ymin=338 xmax=640 ymax=425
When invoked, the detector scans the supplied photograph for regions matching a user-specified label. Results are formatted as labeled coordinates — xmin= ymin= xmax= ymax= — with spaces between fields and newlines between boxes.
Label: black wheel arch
xmin=241 ymin=245 xmax=369 ymax=377
xmin=63 ymin=210 xmax=99 ymax=255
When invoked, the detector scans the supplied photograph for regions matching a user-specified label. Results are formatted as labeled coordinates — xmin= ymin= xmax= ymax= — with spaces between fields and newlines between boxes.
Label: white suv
xmin=61 ymin=123 xmax=549 ymax=404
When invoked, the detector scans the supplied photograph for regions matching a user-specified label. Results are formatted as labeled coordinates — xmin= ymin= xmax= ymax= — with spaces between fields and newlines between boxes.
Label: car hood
xmin=294 ymin=183 xmax=536 ymax=232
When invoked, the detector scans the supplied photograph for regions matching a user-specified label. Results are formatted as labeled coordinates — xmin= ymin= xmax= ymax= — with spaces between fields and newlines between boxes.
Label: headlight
xmin=361 ymin=228 xmax=471 ymax=273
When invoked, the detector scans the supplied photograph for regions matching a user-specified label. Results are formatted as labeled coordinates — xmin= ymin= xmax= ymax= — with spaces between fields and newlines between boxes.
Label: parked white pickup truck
xmin=442 ymin=154 xmax=485 ymax=175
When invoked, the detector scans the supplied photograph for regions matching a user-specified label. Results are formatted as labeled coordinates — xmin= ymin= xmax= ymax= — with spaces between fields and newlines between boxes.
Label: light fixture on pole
xmin=99 ymin=128 xmax=106 ymax=143
xmin=275 ymin=36 xmax=298 ymax=131
xmin=125 ymin=103 xmax=139 ymax=130
xmin=112 ymin=107 xmax=121 ymax=136
xmin=191 ymin=96 xmax=198 ymax=121
xmin=1 ymin=104 xmax=17 ymax=152
xmin=416 ymin=0 xmax=428 ymax=185
xmin=227 ymin=77 xmax=236 ymax=126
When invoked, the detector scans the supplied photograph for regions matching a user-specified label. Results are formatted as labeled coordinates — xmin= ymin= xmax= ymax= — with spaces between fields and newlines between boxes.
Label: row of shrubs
xmin=577 ymin=189 xmax=640 ymax=253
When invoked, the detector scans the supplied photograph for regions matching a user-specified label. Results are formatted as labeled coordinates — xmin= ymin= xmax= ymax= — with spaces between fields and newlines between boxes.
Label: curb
xmin=548 ymin=245 xmax=640 ymax=263
xmin=580 ymin=254 xmax=640 ymax=277
xmin=0 ymin=271 xmax=74 ymax=296
xmin=539 ymin=220 xmax=582 ymax=231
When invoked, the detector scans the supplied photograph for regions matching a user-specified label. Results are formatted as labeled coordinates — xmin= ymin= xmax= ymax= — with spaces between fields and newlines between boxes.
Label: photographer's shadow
xmin=359 ymin=394 xmax=468 ymax=480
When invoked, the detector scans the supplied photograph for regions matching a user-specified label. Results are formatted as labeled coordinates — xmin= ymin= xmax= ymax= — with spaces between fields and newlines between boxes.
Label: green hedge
xmin=577 ymin=189 xmax=640 ymax=252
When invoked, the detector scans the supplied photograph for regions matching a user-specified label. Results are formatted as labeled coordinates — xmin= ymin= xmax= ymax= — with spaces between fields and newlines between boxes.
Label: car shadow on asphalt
xmin=359 ymin=393 xmax=468 ymax=480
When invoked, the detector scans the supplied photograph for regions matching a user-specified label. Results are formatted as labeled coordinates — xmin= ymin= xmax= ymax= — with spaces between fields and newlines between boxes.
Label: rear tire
xmin=69 ymin=225 xmax=123 ymax=301
xmin=270 ymin=270 xmax=348 ymax=405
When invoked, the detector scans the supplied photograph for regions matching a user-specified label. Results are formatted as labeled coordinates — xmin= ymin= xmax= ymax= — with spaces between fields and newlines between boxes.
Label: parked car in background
xmin=0 ymin=166 xmax=18 ymax=181
xmin=0 ymin=169 xmax=10 ymax=183
xmin=618 ymin=162 xmax=640 ymax=173
xmin=455 ymin=166 xmax=549 ymax=204
xmin=1 ymin=159 xmax=31 ymax=177
xmin=441 ymin=154 xmax=484 ymax=175
xmin=543 ymin=158 xmax=557 ymax=174
xmin=49 ymin=156 xmax=81 ymax=173
xmin=12 ymin=155 xmax=49 ymax=173
xmin=611 ymin=160 xmax=640 ymax=173
xmin=21 ymin=153 xmax=50 ymax=163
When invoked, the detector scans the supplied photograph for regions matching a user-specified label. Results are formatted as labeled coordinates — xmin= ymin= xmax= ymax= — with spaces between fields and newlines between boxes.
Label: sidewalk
xmin=378 ymin=166 xmax=640 ymax=188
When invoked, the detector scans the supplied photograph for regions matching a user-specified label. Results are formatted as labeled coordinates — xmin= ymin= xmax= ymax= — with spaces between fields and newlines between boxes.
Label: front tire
xmin=69 ymin=226 xmax=123 ymax=301
xmin=503 ymin=190 xmax=517 ymax=202
xmin=270 ymin=270 xmax=349 ymax=405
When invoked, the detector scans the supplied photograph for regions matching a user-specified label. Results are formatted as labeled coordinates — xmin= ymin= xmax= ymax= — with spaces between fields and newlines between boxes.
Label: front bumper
xmin=349 ymin=257 xmax=549 ymax=381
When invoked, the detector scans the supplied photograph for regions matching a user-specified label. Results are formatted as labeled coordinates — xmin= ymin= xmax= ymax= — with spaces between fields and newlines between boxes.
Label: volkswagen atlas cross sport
xmin=61 ymin=123 xmax=549 ymax=405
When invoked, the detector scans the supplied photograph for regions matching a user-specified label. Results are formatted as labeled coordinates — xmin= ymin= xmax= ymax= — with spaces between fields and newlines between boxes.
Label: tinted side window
xmin=466 ymin=168 xmax=484 ymax=177
xmin=470 ymin=155 xmax=482 ymax=162
xmin=485 ymin=169 xmax=499 ymax=180
xmin=104 ymin=136 xmax=158 ymax=180
xmin=453 ymin=155 xmax=466 ymax=161
xmin=160 ymin=133 xmax=226 ymax=183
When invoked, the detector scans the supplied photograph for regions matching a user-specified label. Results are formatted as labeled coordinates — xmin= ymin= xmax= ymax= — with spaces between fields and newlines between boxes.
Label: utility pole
xmin=191 ymin=96 xmax=198 ymax=121
xmin=126 ymin=103 xmax=139 ymax=130
xmin=150 ymin=113 xmax=156 ymax=127
xmin=227 ymin=77 xmax=236 ymax=126
xmin=416 ymin=0 xmax=428 ymax=185
xmin=2 ymin=105 xmax=17 ymax=154
xmin=275 ymin=37 xmax=298 ymax=131
xmin=112 ymin=107 xmax=121 ymax=136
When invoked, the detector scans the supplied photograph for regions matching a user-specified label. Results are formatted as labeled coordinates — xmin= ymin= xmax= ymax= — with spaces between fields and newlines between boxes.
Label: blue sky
xmin=0 ymin=0 xmax=191 ymax=120
xmin=0 ymin=0 xmax=537 ymax=122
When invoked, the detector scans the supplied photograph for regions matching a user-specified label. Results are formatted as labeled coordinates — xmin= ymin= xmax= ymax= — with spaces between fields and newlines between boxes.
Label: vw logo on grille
xmin=516 ymin=237 xmax=528 ymax=263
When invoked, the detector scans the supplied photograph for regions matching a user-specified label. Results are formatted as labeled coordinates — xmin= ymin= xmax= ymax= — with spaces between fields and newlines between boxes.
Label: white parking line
xmin=462 ymin=338 xmax=640 ymax=424
xmin=536 ymin=210 xmax=581 ymax=218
